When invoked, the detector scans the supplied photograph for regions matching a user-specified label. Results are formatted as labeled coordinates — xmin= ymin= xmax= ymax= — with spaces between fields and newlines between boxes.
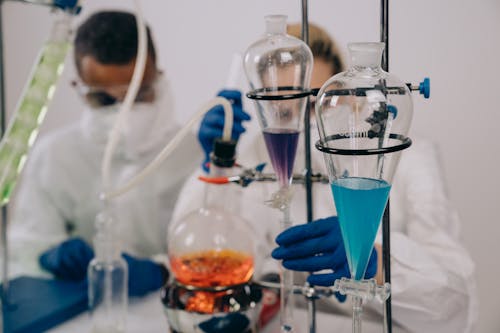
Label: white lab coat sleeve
xmin=8 ymin=139 xmax=69 ymax=278
xmin=370 ymin=140 xmax=477 ymax=333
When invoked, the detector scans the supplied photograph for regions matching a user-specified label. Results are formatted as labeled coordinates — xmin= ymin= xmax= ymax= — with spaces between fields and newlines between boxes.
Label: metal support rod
xmin=381 ymin=0 xmax=389 ymax=71
xmin=0 ymin=0 xmax=9 ymax=305
xmin=301 ymin=1 xmax=316 ymax=333
xmin=382 ymin=201 xmax=391 ymax=333
xmin=301 ymin=0 xmax=312 ymax=224
xmin=380 ymin=1 xmax=392 ymax=332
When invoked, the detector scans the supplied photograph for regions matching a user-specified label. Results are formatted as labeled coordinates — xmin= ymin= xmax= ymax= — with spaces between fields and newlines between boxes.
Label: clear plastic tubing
xmin=101 ymin=96 xmax=233 ymax=201
xmin=100 ymin=0 xmax=233 ymax=201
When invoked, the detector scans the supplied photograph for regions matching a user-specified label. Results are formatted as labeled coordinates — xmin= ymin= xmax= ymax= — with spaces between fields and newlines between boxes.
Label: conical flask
xmin=315 ymin=42 xmax=413 ymax=281
xmin=243 ymin=15 xmax=313 ymax=190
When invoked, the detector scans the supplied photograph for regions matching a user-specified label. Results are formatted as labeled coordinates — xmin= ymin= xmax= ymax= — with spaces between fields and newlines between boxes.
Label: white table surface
xmin=49 ymin=292 xmax=409 ymax=333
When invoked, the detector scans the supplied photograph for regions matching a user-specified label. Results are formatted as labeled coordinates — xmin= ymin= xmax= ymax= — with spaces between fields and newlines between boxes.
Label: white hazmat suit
xmin=9 ymin=79 xmax=200 ymax=277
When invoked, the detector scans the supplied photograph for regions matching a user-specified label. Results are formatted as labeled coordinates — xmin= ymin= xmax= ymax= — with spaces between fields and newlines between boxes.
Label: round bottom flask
xmin=164 ymin=139 xmax=261 ymax=333
xmin=165 ymin=205 xmax=260 ymax=333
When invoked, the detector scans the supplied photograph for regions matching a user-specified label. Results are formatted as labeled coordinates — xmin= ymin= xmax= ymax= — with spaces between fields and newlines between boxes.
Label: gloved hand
xmin=39 ymin=237 xmax=94 ymax=281
xmin=198 ymin=89 xmax=251 ymax=172
xmin=122 ymin=253 xmax=169 ymax=297
xmin=39 ymin=239 xmax=168 ymax=296
xmin=198 ymin=313 xmax=250 ymax=333
xmin=271 ymin=216 xmax=378 ymax=302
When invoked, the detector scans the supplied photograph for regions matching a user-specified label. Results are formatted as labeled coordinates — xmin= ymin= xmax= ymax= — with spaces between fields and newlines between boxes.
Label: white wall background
xmin=3 ymin=1 xmax=499 ymax=332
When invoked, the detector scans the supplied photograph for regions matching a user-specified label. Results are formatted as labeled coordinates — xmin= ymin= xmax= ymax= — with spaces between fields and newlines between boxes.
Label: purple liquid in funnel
xmin=263 ymin=129 xmax=300 ymax=188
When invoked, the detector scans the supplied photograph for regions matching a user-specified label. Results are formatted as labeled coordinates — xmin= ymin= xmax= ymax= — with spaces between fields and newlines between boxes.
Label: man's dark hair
xmin=74 ymin=11 xmax=156 ymax=73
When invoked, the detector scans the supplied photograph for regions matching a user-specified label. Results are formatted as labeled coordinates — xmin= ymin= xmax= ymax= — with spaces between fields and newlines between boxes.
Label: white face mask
xmin=81 ymin=78 xmax=178 ymax=160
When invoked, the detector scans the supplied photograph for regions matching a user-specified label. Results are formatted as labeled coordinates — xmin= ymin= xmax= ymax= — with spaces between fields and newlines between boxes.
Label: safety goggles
xmin=71 ymin=72 xmax=162 ymax=108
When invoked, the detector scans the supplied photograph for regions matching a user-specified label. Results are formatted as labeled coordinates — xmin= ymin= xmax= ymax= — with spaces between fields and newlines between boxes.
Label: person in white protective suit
xmin=173 ymin=22 xmax=477 ymax=332
xmin=8 ymin=11 xmax=201 ymax=297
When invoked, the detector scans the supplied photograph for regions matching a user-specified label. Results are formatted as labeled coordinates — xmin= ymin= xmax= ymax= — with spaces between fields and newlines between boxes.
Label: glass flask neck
xmin=348 ymin=42 xmax=385 ymax=71
xmin=94 ymin=235 xmax=121 ymax=260
xmin=203 ymin=164 xmax=240 ymax=211
xmin=209 ymin=163 xmax=233 ymax=178
xmin=94 ymin=211 xmax=121 ymax=260
xmin=204 ymin=138 xmax=239 ymax=210
xmin=265 ymin=15 xmax=287 ymax=35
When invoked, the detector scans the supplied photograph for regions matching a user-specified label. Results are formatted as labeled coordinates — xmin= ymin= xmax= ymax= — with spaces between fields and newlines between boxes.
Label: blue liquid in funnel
xmin=263 ymin=129 xmax=300 ymax=188
xmin=331 ymin=177 xmax=391 ymax=280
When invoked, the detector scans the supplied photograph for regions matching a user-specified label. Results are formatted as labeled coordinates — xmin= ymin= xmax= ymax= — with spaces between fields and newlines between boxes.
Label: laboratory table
xmin=49 ymin=291 xmax=410 ymax=333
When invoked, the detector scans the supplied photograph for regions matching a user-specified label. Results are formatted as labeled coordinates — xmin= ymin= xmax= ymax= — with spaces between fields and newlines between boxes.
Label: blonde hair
xmin=287 ymin=22 xmax=345 ymax=75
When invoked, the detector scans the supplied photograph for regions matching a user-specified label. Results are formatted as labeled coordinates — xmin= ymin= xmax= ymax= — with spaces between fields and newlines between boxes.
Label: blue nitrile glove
xmin=122 ymin=253 xmax=169 ymax=297
xmin=39 ymin=237 xmax=94 ymax=281
xmin=198 ymin=89 xmax=251 ymax=172
xmin=198 ymin=313 xmax=250 ymax=333
xmin=271 ymin=216 xmax=378 ymax=303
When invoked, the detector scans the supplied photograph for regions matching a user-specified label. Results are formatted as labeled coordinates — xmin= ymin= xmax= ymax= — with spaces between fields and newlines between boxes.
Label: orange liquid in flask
xmin=170 ymin=249 xmax=254 ymax=287
xmin=170 ymin=249 xmax=254 ymax=314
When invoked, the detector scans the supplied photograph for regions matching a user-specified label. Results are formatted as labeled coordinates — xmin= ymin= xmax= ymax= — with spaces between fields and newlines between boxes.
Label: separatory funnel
xmin=314 ymin=42 xmax=413 ymax=333
xmin=243 ymin=15 xmax=313 ymax=333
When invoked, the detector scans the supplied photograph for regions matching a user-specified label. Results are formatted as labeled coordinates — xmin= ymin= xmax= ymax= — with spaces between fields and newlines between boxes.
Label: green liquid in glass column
xmin=331 ymin=177 xmax=391 ymax=280
xmin=0 ymin=40 xmax=70 ymax=204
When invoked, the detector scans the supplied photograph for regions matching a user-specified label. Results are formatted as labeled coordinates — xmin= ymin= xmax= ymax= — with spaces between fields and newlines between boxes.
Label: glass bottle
xmin=0 ymin=9 xmax=73 ymax=204
xmin=88 ymin=210 xmax=128 ymax=333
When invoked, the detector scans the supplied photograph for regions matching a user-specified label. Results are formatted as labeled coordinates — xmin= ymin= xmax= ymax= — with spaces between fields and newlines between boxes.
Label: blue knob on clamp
xmin=419 ymin=77 xmax=430 ymax=99
xmin=387 ymin=105 xmax=398 ymax=119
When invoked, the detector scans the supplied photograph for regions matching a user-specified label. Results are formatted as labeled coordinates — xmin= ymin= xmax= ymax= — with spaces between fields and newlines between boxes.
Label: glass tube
xmin=0 ymin=10 xmax=72 ymax=205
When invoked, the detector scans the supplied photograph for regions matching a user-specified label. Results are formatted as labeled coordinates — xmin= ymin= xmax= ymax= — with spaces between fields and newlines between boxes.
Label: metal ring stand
xmin=316 ymin=134 xmax=412 ymax=156
xmin=247 ymin=80 xmax=412 ymax=333
xmin=246 ymin=87 xmax=312 ymax=100
xmin=246 ymin=2 xmax=405 ymax=327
